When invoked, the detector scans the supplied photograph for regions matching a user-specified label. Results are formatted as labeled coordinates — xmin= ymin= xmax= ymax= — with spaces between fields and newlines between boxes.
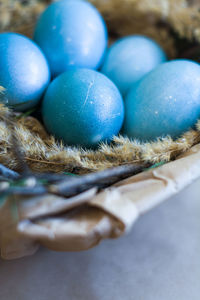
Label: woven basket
xmin=1 ymin=0 xmax=200 ymax=260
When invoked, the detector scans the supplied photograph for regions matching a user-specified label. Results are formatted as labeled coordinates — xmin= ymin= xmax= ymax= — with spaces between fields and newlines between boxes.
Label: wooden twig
xmin=49 ymin=163 xmax=150 ymax=197
xmin=2 ymin=185 xmax=47 ymax=196
xmin=0 ymin=164 xmax=19 ymax=180
xmin=0 ymin=162 xmax=151 ymax=198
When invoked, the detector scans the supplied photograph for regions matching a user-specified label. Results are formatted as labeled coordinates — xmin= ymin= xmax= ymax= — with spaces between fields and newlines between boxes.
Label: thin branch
xmin=49 ymin=163 xmax=150 ymax=197
xmin=0 ymin=164 xmax=19 ymax=180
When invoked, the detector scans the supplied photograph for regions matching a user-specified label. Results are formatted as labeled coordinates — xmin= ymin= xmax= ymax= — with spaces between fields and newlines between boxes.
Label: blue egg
xmin=42 ymin=69 xmax=124 ymax=148
xmin=0 ymin=33 xmax=50 ymax=111
xmin=101 ymin=35 xmax=167 ymax=96
xmin=123 ymin=60 xmax=200 ymax=141
xmin=34 ymin=0 xmax=108 ymax=78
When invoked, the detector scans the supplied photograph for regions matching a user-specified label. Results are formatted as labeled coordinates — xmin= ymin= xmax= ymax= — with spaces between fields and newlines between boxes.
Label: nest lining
xmin=0 ymin=0 xmax=200 ymax=174
xmin=0 ymin=103 xmax=200 ymax=174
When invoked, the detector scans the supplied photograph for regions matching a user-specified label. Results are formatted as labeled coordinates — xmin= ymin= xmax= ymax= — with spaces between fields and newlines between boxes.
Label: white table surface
xmin=0 ymin=178 xmax=200 ymax=300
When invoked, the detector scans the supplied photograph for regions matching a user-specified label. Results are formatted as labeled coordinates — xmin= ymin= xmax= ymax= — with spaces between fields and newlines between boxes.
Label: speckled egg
xmin=34 ymin=0 xmax=108 ymax=78
xmin=42 ymin=68 xmax=124 ymax=148
xmin=123 ymin=60 xmax=200 ymax=141
xmin=101 ymin=35 xmax=167 ymax=96
xmin=0 ymin=33 xmax=50 ymax=111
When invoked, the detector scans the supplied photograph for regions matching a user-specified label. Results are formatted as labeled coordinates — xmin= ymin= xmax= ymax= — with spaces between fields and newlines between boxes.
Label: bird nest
xmin=0 ymin=0 xmax=200 ymax=260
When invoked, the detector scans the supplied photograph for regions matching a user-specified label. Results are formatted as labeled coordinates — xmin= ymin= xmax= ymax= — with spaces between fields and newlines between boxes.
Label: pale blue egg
xmin=123 ymin=60 xmax=200 ymax=141
xmin=0 ymin=33 xmax=50 ymax=111
xmin=42 ymin=69 xmax=124 ymax=148
xmin=101 ymin=35 xmax=167 ymax=96
xmin=34 ymin=0 xmax=108 ymax=78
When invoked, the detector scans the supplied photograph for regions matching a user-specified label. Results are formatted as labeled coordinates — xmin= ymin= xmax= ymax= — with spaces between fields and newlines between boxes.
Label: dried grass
xmin=0 ymin=0 xmax=200 ymax=174
xmin=0 ymin=104 xmax=200 ymax=174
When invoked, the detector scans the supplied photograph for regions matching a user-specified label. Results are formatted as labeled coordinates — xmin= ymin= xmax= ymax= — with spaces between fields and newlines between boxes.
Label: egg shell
xmin=0 ymin=33 xmax=50 ymax=111
xmin=34 ymin=0 xmax=108 ymax=78
xmin=42 ymin=68 xmax=124 ymax=148
xmin=101 ymin=35 xmax=167 ymax=96
xmin=123 ymin=59 xmax=200 ymax=141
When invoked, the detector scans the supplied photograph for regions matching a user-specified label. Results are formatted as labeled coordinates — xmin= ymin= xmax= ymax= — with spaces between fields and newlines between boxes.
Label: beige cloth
xmin=1 ymin=144 xmax=200 ymax=260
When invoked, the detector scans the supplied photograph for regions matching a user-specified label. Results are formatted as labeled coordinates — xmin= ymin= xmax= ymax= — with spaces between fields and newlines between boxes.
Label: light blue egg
xmin=0 ymin=33 xmax=50 ymax=111
xmin=42 ymin=69 xmax=124 ymax=148
xmin=34 ymin=0 xmax=108 ymax=78
xmin=101 ymin=35 xmax=167 ymax=96
xmin=123 ymin=60 xmax=200 ymax=141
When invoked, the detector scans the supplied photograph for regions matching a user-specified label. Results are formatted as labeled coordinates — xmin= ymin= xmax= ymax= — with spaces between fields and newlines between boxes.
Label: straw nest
xmin=0 ymin=0 xmax=200 ymax=175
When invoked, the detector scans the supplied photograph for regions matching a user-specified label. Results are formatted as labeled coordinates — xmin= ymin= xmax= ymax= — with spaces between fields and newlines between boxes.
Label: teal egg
xmin=34 ymin=0 xmax=108 ymax=78
xmin=0 ymin=33 xmax=50 ymax=111
xmin=101 ymin=35 xmax=167 ymax=96
xmin=123 ymin=60 xmax=200 ymax=141
xmin=42 ymin=69 xmax=124 ymax=148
